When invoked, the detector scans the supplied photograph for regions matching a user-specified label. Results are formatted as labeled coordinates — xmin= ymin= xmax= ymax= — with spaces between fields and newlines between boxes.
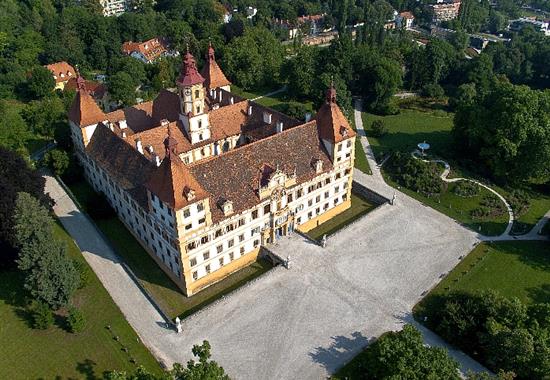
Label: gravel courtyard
xmin=177 ymin=191 xmax=479 ymax=379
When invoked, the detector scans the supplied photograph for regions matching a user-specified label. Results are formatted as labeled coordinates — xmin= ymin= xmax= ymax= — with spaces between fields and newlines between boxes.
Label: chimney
xmin=276 ymin=121 xmax=284 ymax=133
xmin=248 ymin=105 xmax=253 ymax=115
xmin=119 ymin=120 xmax=127 ymax=129
xmin=136 ymin=138 xmax=143 ymax=154
xmin=147 ymin=145 xmax=154 ymax=154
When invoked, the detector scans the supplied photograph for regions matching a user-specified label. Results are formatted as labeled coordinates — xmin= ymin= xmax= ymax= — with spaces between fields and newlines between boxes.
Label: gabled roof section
xmin=315 ymin=85 xmax=356 ymax=144
xmin=200 ymin=43 xmax=231 ymax=89
xmin=45 ymin=61 xmax=76 ymax=83
xmin=68 ymin=78 xmax=106 ymax=127
xmin=145 ymin=132 xmax=208 ymax=210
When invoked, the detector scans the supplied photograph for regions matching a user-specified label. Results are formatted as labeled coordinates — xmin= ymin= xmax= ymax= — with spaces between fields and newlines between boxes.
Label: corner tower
xmin=177 ymin=50 xmax=211 ymax=144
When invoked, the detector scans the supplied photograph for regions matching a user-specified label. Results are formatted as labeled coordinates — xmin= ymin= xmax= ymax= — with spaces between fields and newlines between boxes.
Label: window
xmin=239 ymin=234 xmax=244 ymax=242
xmin=190 ymin=258 xmax=197 ymax=267
xmin=193 ymin=271 xmax=198 ymax=280
xmin=219 ymin=257 xmax=224 ymax=266
xmin=288 ymin=193 xmax=293 ymax=202
xmin=252 ymin=210 xmax=258 ymax=219
xmin=253 ymin=240 xmax=259 ymax=248
xmin=197 ymin=202 xmax=204 ymax=212
xmin=336 ymin=172 xmax=341 ymax=179
xmin=198 ymin=217 xmax=205 ymax=224
xmin=325 ymin=178 xmax=331 ymax=185
xmin=217 ymin=245 xmax=223 ymax=254
xmin=315 ymin=195 xmax=321 ymax=203
xmin=196 ymin=106 xmax=201 ymax=114
xmin=308 ymin=211 xmax=313 ymax=219
xmin=229 ymin=252 xmax=234 ymax=261
xmin=240 ymin=247 xmax=245 ymax=255
xmin=347 ymin=140 xmax=352 ymax=148
xmin=215 ymin=229 xmax=223 ymax=238
xmin=308 ymin=185 xmax=315 ymax=192
xmin=185 ymin=224 xmax=192 ymax=230
xmin=238 ymin=218 xmax=245 ymax=227
xmin=345 ymin=168 xmax=351 ymax=175
xmin=198 ymin=120 xmax=202 ymax=129
xmin=324 ymin=203 xmax=329 ymax=210
xmin=296 ymin=217 xmax=301 ymax=224
xmin=195 ymin=89 xmax=200 ymax=98
xmin=308 ymin=199 xmax=313 ymax=207
xmin=201 ymin=235 xmax=210 ymax=244
xmin=297 ymin=189 xmax=303 ymax=198
xmin=334 ymin=198 xmax=338 ymax=206
xmin=316 ymin=207 xmax=320 ymax=215
xmin=337 ymin=143 xmax=343 ymax=152
xmin=205 ymin=264 xmax=211 ymax=274
xmin=252 ymin=227 xmax=260 ymax=235
xmin=228 ymin=239 xmax=234 ymax=248
xmin=264 ymin=204 xmax=271 ymax=214
xmin=183 ymin=209 xmax=190 ymax=218
xmin=203 ymin=252 xmax=210 ymax=260
xmin=335 ymin=185 xmax=340 ymax=193
xmin=324 ymin=191 xmax=329 ymax=199
xmin=346 ymin=152 xmax=351 ymax=158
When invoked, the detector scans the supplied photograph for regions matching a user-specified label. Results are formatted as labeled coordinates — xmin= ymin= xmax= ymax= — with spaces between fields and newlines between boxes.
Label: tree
xmin=283 ymin=46 xmax=318 ymax=99
xmin=172 ymin=340 xmax=230 ymax=380
xmin=43 ymin=149 xmax=70 ymax=176
xmin=108 ymin=72 xmax=137 ymax=107
xmin=67 ymin=305 xmax=86 ymax=333
xmin=30 ymin=300 xmax=54 ymax=330
xmin=371 ymin=119 xmax=388 ymax=137
xmin=26 ymin=66 xmax=55 ymax=100
xmin=0 ymin=100 xmax=30 ymax=150
xmin=360 ymin=324 xmax=461 ymax=379
xmin=13 ymin=192 xmax=79 ymax=309
xmin=453 ymin=80 xmax=550 ymax=184
xmin=0 ymin=148 xmax=49 ymax=268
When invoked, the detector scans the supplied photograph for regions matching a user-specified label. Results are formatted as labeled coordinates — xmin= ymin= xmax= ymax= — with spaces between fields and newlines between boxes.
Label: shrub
xmin=421 ymin=83 xmax=445 ymax=99
xmin=87 ymin=192 xmax=116 ymax=220
xmin=67 ymin=305 xmax=86 ymax=333
xmin=73 ymin=260 xmax=91 ymax=289
xmin=42 ymin=149 xmax=70 ymax=176
xmin=507 ymin=189 xmax=530 ymax=217
xmin=31 ymin=301 xmax=54 ymax=330
xmin=371 ymin=119 xmax=388 ymax=137
xmin=453 ymin=181 xmax=480 ymax=197
xmin=386 ymin=151 xmax=443 ymax=196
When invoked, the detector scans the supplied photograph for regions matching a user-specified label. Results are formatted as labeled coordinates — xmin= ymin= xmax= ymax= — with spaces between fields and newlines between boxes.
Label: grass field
xmin=415 ymin=241 xmax=550 ymax=319
xmin=0 ymin=223 xmax=161 ymax=380
xmin=306 ymin=193 xmax=377 ymax=241
xmin=232 ymin=85 xmax=315 ymax=114
xmin=508 ymin=189 xmax=550 ymax=235
xmin=68 ymin=180 xmax=273 ymax=319
xmin=362 ymin=107 xmax=454 ymax=159
xmin=383 ymin=173 xmax=509 ymax=236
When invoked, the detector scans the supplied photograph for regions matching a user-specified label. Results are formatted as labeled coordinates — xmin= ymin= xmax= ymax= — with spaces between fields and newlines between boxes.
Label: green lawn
xmin=0 ymin=223 xmax=161 ymax=380
xmin=508 ymin=189 xmax=550 ymax=235
xmin=415 ymin=241 xmax=550 ymax=320
xmin=362 ymin=108 xmax=454 ymax=160
xmin=383 ymin=173 xmax=509 ymax=236
xmin=68 ymin=180 xmax=273 ymax=319
xmin=306 ymin=193 xmax=377 ymax=241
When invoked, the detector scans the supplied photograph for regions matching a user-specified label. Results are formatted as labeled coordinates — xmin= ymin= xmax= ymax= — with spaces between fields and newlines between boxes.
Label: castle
xmin=68 ymin=44 xmax=356 ymax=296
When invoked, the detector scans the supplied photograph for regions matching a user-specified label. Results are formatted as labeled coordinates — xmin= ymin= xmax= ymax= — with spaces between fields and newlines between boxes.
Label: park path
xmin=353 ymin=97 xmax=548 ymax=242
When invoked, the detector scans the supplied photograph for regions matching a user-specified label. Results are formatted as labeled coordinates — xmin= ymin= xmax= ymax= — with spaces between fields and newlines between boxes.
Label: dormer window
xmin=340 ymin=126 xmax=348 ymax=137
xmin=314 ymin=159 xmax=323 ymax=173
xmin=195 ymin=90 xmax=200 ymax=98
xmin=185 ymin=188 xmax=196 ymax=201
xmin=220 ymin=200 xmax=233 ymax=216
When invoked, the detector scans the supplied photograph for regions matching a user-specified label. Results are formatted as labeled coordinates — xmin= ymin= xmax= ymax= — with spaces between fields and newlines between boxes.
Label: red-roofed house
xmin=122 ymin=37 xmax=179 ymax=64
xmin=45 ymin=61 xmax=76 ymax=90
xmin=396 ymin=11 xmax=415 ymax=29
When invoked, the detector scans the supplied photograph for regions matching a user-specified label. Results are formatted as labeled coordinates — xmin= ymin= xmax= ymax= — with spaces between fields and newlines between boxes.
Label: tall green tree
xmin=108 ymin=72 xmax=137 ymax=107
xmin=14 ymin=192 xmax=79 ymax=309
xmin=360 ymin=324 xmax=461 ymax=379
xmin=283 ymin=46 xmax=318 ymax=99
xmin=26 ymin=66 xmax=55 ymax=100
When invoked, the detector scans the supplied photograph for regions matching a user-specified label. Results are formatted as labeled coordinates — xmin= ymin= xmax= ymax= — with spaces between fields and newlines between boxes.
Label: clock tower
xmin=177 ymin=50 xmax=211 ymax=144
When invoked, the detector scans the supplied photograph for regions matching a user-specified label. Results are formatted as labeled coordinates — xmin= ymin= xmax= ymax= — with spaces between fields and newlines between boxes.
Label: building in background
xmin=67 ymin=45 xmax=356 ymax=296
xmin=509 ymin=18 xmax=550 ymax=36
xmin=99 ymin=0 xmax=129 ymax=17
xmin=122 ymin=37 xmax=179 ymax=64
xmin=396 ymin=11 xmax=415 ymax=29
xmin=65 ymin=77 xmax=113 ymax=111
xmin=45 ymin=61 xmax=76 ymax=91
xmin=430 ymin=0 xmax=461 ymax=23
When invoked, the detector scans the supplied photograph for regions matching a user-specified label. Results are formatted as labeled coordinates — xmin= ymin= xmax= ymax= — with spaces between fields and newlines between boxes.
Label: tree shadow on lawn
xmin=526 ymin=284 xmax=550 ymax=304
xmin=500 ymin=242 xmax=550 ymax=272
xmin=76 ymin=358 xmax=98 ymax=380
xmin=369 ymin=131 xmax=454 ymax=158
xmin=0 ymin=270 xmax=36 ymax=328
xmin=309 ymin=331 xmax=370 ymax=373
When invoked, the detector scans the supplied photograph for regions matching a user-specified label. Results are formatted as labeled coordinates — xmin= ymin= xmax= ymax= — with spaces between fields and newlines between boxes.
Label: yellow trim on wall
xmin=297 ymin=199 xmax=352 ymax=233
xmin=186 ymin=247 xmax=261 ymax=296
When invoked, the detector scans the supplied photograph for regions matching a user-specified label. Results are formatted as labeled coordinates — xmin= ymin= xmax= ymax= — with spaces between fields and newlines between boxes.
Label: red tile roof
xmin=145 ymin=134 xmax=209 ymax=210
xmin=399 ymin=11 xmax=415 ymax=19
xmin=45 ymin=61 xmax=76 ymax=84
xmin=68 ymin=85 xmax=106 ymax=127
xmin=65 ymin=78 xmax=106 ymax=99
xmin=315 ymin=86 xmax=356 ymax=144
xmin=122 ymin=38 xmax=169 ymax=62
xmin=200 ymin=43 xmax=231 ymax=89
